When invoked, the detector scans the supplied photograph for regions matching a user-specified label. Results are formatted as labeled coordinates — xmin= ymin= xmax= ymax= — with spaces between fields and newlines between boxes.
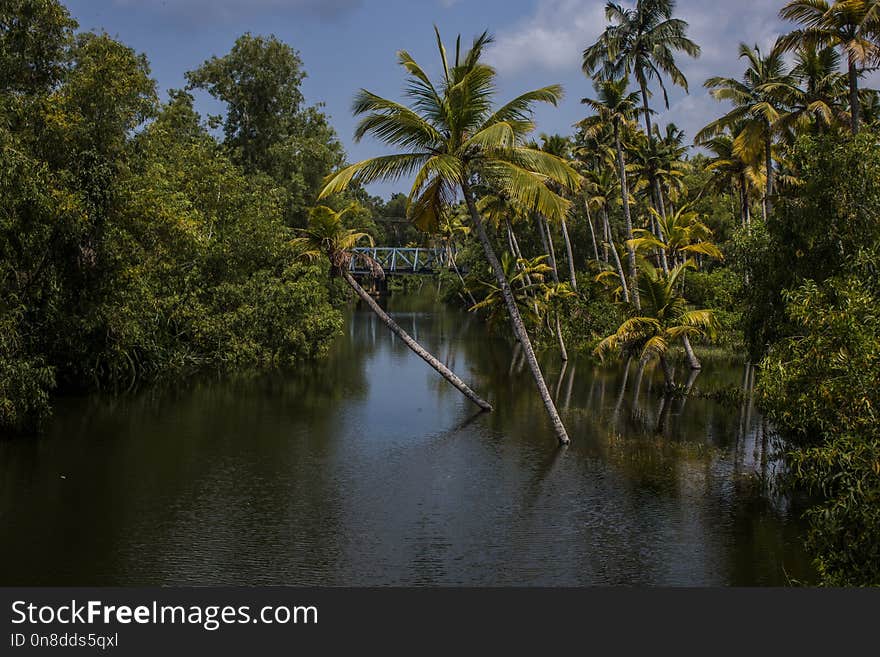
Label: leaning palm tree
xmin=697 ymin=42 xmax=792 ymax=220
xmin=779 ymin=0 xmax=880 ymax=134
xmin=594 ymin=262 xmax=717 ymax=390
xmin=294 ymin=205 xmax=493 ymax=412
xmin=319 ymin=29 xmax=581 ymax=445
xmin=580 ymin=78 xmax=643 ymax=309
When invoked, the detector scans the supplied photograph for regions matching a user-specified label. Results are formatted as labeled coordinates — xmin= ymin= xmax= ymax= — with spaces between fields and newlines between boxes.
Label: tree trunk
xmin=615 ymin=123 xmax=640 ymax=310
xmin=659 ymin=354 xmax=675 ymax=391
xmin=539 ymin=215 xmax=559 ymax=283
xmin=640 ymin=75 xmax=670 ymax=273
xmin=639 ymin=77 xmax=654 ymax=140
xmin=739 ymin=173 xmax=750 ymax=232
xmin=462 ymin=179 xmax=571 ymax=445
xmin=653 ymin=179 xmax=670 ymax=274
xmin=681 ymin=335 xmax=701 ymax=370
xmin=849 ymin=57 xmax=860 ymax=135
xmin=764 ymin=122 xmax=773 ymax=220
xmin=603 ymin=206 xmax=630 ymax=303
xmin=342 ymin=269 xmax=492 ymax=412
xmin=555 ymin=313 xmax=568 ymax=362
xmin=585 ymin=199 xmax=600 ymax=263
xmin=560 ymin=216 xmax=578 ymax=291
xmin=507 ymin=218 xmax=539 ymax=318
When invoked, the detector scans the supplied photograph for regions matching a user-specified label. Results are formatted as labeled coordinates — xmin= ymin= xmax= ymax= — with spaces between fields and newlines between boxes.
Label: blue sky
xmin=64 ymin=1 xmax=826 ymax=198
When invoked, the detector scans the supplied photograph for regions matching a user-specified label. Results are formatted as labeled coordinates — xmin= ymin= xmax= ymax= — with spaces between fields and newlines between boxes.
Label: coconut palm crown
xmin=320 ymin=28 xmax=581 ymax=232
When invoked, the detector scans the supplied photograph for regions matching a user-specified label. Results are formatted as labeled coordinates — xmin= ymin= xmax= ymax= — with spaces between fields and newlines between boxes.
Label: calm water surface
xmin=0 ymin=291 xmax=812 ymax=585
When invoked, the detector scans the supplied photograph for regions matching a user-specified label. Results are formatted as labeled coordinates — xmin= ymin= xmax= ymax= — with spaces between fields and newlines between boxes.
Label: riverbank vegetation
xmin=1 ymin=2 xmax=344 ymax=432
xmin=2 ymin=0 xmax=879 ymax=585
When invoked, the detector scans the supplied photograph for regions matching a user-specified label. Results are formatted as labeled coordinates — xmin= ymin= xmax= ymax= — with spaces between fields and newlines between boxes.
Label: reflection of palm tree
xmin=294 ymin=205 xmax=492 ymax=411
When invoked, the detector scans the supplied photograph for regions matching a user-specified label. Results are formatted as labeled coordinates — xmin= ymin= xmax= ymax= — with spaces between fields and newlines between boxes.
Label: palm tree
xmin=697 ymin=42 xmax=792 ymax=221
xmin=594 ymin=262 xmax=717 ymax=390
xmin=630 ymin=203 xmax=724 ymax=267
xmin=628 ymin=204 xmax=723 ymax=372
xmin=319 ymin=29 xmax=580 ymax=445
xmin=779 ymin=0 xmax=880 ymax=134
xmin=538 ymin=133 xmax=579 ymax=291
xmin=583 ymin=0 xmax=700 ymax=268
xmin=294 ymin=205 xmax=492 ymax=412
xmin=583 ymin=0 xmax=701 ymax=141
xmin=580 ymin=78 xmax=643 ymax=309
xmin=703 ymin=132 xmax=759 ymax=229
xmin=774 ymin=45 xmax=850 ymax=136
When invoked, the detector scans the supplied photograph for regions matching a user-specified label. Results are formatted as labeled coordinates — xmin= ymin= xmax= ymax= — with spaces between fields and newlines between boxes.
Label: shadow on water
xmin=0 ymin=289 xmax=813 ymax=586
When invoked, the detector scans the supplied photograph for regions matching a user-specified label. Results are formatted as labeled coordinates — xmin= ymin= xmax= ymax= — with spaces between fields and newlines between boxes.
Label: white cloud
xmin=486 ymin=0 xmax=606 ymax=75
xmin=486 ymin=0 xmax=796 ymax=143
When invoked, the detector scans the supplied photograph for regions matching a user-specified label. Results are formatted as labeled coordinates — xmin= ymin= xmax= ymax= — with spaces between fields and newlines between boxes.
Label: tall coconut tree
xmin=583 ymin=0 xmax=700 ymax=234
xmin=319 ymin=29 xmax=581 ymax=445
xmin=580 ymin=78 xmax=643 ymax=309
xmin=294 ymin=205 xmax=492 ymax=412
xmin=697 ymin=42 xmax=792 ymax=221
xmin=779 ymin=0 xmax=880 ymax=134
xmin=583 ymin=0 xmax=701 ymax=141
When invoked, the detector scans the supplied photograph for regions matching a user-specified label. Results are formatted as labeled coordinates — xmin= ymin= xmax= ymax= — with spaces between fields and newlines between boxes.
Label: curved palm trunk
xmin=555 ymin=313 xmax=568 ymax=362
xmin=659 ymin=354 xmax=676 ymax=391
xmin=462 ymin=180 xmax=570 ymax=445
xmin=681 ymin=335 xmax=701 ymax=370
xmin=614 ymin=123 xmax=640 ymax=310
xmin=560 ymin=216 xmax=578 ymax=291
xmin=849 ymin=57 xmax=860 ymax=135
xmin=342 ymin=269 xmax=492 ymax=412
xmin=585 ymin=199 xmax=600 ymax=262
xmin=602 ymin=207 xmax=629 ymax=303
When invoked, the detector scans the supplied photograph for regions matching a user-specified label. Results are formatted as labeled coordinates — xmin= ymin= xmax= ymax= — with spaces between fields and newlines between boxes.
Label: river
xmin=0 ymin=290 xmax=813 ymax=586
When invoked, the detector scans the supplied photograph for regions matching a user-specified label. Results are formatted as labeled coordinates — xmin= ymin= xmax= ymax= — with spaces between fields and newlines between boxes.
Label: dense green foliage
xmin=754 ymin=136 xmax=880 ymax=585
xmin=3 ymin=0 xmax=880 ymax=585
xmin=0 ymin=1 xmax=343 ymax=433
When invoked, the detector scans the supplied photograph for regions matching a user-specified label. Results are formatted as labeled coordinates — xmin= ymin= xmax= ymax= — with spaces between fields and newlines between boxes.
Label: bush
xmin=760 ymin=272 xmax=880 ymax=585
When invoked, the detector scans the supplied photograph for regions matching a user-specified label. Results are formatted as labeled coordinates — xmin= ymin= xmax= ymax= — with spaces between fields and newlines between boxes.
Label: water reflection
xmin=0 ymin=291 xmax=812 ymax=586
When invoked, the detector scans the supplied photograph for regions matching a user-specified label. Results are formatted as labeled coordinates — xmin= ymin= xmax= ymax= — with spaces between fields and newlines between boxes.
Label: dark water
xmin=0 ymin=291 xmax=812 ymax=586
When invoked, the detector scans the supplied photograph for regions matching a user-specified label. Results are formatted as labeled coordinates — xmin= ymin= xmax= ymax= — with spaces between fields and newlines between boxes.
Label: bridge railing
xmin=350 ymin=247 xmax=450 ymax=275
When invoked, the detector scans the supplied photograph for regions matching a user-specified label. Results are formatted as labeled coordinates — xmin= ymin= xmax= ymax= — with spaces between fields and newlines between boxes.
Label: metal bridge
xmin=350 ymin=247 xmax=450 ymax=276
